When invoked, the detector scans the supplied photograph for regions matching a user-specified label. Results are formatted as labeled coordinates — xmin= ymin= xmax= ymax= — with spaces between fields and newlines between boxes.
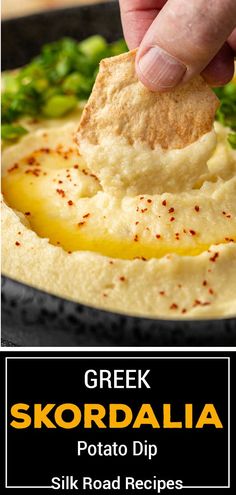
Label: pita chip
xmin=76 ymin=50 xmax=219 ymax=196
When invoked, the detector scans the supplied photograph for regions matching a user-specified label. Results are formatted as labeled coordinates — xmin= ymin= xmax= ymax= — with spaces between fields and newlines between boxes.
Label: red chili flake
xmin=170 ymin=217 xmax=175 ymax=222
xmin=24 ymin=212 xmax=31 ymax=216
xmin=134 ymin=234 xmax=139 ymax=242
xmin=170 ymin=303 xmax=178 ymax=310
xmin=83 ymin=213 xmax=90 ymax=219
xmin=147 ymin=199 xmax=152 ymax=204
xmin=141 ymin=208 xmax=148 ymax=213
xmin=68 ymin=200 xmax=74 ymax=206
xmin=225 ymin=237 xmax=234 ymax=242
xmin=209 ymin=252 xmax=219 ymax=262
xmin=156 ymin=234 xmax=161 ymax=239
xmin=58 ymin=180 xmax=63 ymax=184
xmin=159 ymin=291 xmax=165 ymax=296
xmin=135 ymin=221 xmax=139 ymax=225
xmin=40 ymin=147 xmax=50 ymax=154
xmin=8 ymin=163 xmax=19 ymax=173
xmin=222 ymin=211 xmax=226 ymax=215
xmin=175 ymin=233 xmax=180 ymax=240
xmin=26 ymin=156 xmax=36 ymax=165
xmin=202 ymin=280 xmax=207 ymax=286
xmin=73 ymin=165 xmax=79 ymax=169
xmin=77 ymin=222 xmax=85 ymax=227
xmin=181 ymin=308 xmax=187 ymax=314
xmin=226 ymin=214 xmax=231 ymax=218
xmin=194 ymin=299 xmax=201 ymax=306
xmin=208 ymin=288 xmax=214 ymax=295
xmin=119 ymin=276 xmax=126 ymax=282
xmin=168 ymin=207 xmax=175 ymax=213
xmin=15 ymin=241 xmax=21 ymax=246
xmin=194 ymin=205 xmax=200 ymax=212
xmin=162 ymin=200 xmax=167 ymax=206
xmin=82 ymin=168 xmax=88 ymax=176
xmin=56 ymin=189 xmax=65 ymax=198
xmin=189 ymin=229 xmax=196 ymax=236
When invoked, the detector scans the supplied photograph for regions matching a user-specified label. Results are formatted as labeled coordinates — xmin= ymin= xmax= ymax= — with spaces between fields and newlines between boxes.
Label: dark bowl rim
xmin=2 ymin=274 xmax=235 ymax=325
xmin=2 ymin=2 xmax=235 ymax=329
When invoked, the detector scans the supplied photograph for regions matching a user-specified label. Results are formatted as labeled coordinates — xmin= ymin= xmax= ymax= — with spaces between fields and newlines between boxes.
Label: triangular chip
xmin=76 ymin=50 xmax=219 ymax=195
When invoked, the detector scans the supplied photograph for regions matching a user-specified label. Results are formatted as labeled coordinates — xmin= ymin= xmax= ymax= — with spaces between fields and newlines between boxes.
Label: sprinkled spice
xmin=181 ymin=308 xmax=187 ymax=314
xmin=26 ymin=156 xmax=36 ymax=165
xmin=159 ymin=291 xmax=165 ymax=296
xmin=15 ymin=241 xmax=20 ymax=246
xmin=77 ymin=222 xmax=85 ymax=227
xmin=56 ymin=189 xmax=65 ymax=198
xmin=8 ymin=163 xmax=19 ymax=173
xmin=73 ymin=164 xmax=79 ymax=169
xmin=147 ymin=199 xmax=152 ymax=204
xmin=170 ymin=217 xmax=175 ymax=222
xmin=209 ymin=288 xmax=214 ymax=295
xmin=162 ymin=200 xmax=167 ymax=206
xmin=168 ymin=207 xmax=175 ymax=213
xmin=194 ymin=205 xmax=200 ymax=212
xmin=141 ymin=208 xmax=148 ymax=213
xmin=134 ymin=234 xmax=139 ymax=242
xmin=119 ymin=276 xmax=126 ymax=282
xmin=156 ymin=234 xmax=161 ymax=239
xmin=135 ymin=221 xmax=139 ymax=225
xmin=17 ymin=232 xmax=21 ymax=235
xmin=203 ymin=280 xmax=207 ymax=286
xmin=58 ymin=180 xmax=63 ymax=184
xmin=24 ymin=212 xmax=31 ymax=216
xmin=170 ymin=303 xmax=178 ymax=310
xmin=209 ymin=252 xmax=219 ymax=262
xmin=83 ymin=213 xmax=90 ymax=219
xmin=68 ymin=200 xmax=74 ymax=206
xmin=189 ymin=229 xmax=196 ymax=236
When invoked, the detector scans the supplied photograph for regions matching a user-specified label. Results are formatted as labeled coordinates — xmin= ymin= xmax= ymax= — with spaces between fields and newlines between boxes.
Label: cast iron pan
xmin=2 ymin=2 xmax=236 ymax=346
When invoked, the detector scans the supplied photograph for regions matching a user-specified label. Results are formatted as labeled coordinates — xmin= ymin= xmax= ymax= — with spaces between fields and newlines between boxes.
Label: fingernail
xmin=138 ymin=46 xmax=186 ymax=90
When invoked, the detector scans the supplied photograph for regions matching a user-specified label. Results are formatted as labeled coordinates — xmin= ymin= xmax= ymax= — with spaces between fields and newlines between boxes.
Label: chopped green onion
xmin=78 ymin=35 xmax=107 ymax=63
xmin=42 ymin=95 xmax=78 ymax=118
xmin=62 ymin=72 xmax=93 ymax=98
xmin=228 ymin=132 xmax=236 ymax=149
xmin=1 ymin=124 xmax=28 ymax=141
xmin=1 ymin=36 xmax=128 ymax=141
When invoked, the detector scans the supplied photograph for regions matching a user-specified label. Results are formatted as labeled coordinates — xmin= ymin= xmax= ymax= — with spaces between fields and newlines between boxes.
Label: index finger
xmin=119 ymin=0 xmax=167 ymax=49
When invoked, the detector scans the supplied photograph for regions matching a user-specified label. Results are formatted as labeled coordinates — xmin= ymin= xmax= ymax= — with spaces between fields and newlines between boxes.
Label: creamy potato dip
xmin=2 ymin=112 xmax=236 ymax=318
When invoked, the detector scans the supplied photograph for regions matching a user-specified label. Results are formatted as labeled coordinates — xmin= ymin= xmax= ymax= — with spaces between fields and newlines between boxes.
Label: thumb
xmin=136 ymin=0 xmax=236 ymax=91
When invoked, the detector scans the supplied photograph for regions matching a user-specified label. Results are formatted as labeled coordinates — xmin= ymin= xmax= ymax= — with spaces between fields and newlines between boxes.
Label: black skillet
xmin=2 ymin=1 xmax=236 ymax=346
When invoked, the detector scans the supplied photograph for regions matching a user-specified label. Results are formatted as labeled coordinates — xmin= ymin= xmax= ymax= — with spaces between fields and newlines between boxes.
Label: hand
xmin=119 ymin=0 xmax=236 ymax=91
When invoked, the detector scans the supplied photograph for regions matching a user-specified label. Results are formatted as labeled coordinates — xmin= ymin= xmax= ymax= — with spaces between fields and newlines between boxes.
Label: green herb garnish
xmin=1 ymin=124 xmax=28 ymax=141
xmin=1 ymin=36 xmax=128 ymax=142
xmin=214 ymin=81 xmax=236 ymax=148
